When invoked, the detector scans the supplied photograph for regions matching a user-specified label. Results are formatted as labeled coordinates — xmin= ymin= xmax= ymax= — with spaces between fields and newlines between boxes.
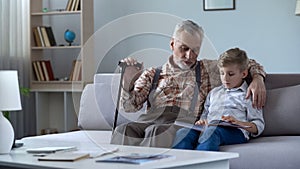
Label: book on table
xmin=26 ymin=146 xmax=77 ymax=154
xmin=27 ymin=146 xmax=119 ymax=161
xmin=38 ymin=152 xmax=89 ymax=162
xmin=174 ymin=120 xmax=250 ymax=132
xmin=96 ymin=153 xmax=175 ymax=165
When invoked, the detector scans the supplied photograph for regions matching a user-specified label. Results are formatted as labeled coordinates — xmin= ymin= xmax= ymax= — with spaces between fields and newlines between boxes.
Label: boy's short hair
xmin=218 ymin=48 xmax=249 ymax=71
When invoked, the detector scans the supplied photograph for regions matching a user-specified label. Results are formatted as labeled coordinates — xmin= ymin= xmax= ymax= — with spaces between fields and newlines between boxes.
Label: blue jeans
xmin=173 ymin=126 xmax=247 ymax=151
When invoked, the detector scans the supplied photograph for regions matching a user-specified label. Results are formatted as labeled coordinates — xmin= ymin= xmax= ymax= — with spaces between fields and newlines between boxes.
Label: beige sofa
xmin=78 ymin=73 xmax=300 ymax=169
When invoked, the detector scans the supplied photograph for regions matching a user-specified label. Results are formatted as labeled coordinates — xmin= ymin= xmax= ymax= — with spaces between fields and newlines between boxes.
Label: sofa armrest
xmin=78 ymin=84 xmax=112 ymax=130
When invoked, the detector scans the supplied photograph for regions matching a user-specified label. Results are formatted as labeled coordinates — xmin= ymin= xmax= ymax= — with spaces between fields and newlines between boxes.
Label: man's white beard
xmin=174 ymin=59 xmax=192 ymax=70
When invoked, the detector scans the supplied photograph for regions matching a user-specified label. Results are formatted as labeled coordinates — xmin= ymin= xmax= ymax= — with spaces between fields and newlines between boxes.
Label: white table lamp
xmin=0 ymin=70 xmax=22 ymax=154
xmin=296 ymin=0 xmax=300 ymax=15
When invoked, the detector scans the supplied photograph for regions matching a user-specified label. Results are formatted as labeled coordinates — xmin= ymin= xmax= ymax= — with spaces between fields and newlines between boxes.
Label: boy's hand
xmin=222 ymin=115 xmax=242 ymax=126
xmin=222 ymin=115 xmax=237 ymax=123
xmin=195 ymin=119 xmax=208 ymax=126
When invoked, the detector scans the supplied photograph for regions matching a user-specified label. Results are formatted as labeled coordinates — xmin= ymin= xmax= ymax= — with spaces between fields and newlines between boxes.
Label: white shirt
xmin=200 ymin=81 xmax=265 ymax=140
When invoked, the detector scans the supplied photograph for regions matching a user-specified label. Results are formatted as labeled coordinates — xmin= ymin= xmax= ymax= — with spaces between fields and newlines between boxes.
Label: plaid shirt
xmin=121 ymin=56 xmax=266 ymax=119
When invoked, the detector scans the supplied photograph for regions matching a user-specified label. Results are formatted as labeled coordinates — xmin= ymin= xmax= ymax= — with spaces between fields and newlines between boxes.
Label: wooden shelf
xmin=29 ymin=0 xmax=94 ymax=135
xmin=31 ymin=46 xmax=82 ymax=50
xmin=31 ymin=11 xmax=81 ymax=16
xmin=30 ymin=81 xmax=87 ymax=92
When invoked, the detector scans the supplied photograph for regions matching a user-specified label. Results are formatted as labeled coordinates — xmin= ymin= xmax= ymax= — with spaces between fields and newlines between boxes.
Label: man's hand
xmin=246 ymin=74 xmax=266 ymax=109
xmin=120 ymin=57 xmax=144 ymax=92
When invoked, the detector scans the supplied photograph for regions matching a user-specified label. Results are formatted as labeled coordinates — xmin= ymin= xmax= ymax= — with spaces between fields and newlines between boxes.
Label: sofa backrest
xmin=264 ymin=74 xmax=300 ymax=90
xmin=78 ymin=73 xmax=300 ymax=136
xmin=261 ymin=74 xmax=300 ymax=136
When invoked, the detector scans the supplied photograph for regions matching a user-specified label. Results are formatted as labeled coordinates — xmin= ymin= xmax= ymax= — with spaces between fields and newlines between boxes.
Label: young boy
xmin=172 ymin=48 xmax=265 ymax=151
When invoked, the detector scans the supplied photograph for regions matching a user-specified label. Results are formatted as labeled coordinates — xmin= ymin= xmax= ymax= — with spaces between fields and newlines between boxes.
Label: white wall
xmin=93 ymin=0 xmax=300 ymax=73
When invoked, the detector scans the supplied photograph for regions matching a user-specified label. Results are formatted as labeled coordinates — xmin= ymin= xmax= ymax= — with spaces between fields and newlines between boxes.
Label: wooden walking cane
xmin=112 ymin=61 xmax=142 ymax=131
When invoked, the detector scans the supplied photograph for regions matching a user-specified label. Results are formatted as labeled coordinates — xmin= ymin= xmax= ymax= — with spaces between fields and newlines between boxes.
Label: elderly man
xmin=110 ymin=20 xmax=266 ymax=148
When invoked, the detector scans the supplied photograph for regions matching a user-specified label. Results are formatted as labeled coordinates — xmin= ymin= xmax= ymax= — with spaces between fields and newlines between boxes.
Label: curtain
xmin=0 ymin=0 xmax=36 ymax=138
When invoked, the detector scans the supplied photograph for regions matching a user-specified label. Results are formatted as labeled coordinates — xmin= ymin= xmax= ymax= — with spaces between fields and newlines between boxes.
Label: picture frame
xmin=203 ymin=0 xmax=235 ymax=11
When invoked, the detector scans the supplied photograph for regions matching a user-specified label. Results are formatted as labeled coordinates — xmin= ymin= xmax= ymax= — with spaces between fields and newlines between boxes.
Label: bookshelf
xmin=29 ymin=0 xmax=94 ymax=134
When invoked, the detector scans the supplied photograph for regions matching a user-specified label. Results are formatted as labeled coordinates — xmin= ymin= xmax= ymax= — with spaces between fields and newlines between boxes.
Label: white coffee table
xmin=0 ymin=131 xmax=238 ymax=169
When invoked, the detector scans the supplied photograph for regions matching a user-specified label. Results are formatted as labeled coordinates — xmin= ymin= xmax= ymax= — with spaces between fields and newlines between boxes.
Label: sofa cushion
xmin=94 ymin=83 xmax=144 ymax=128
xmin=261 ymin=84 xmax=300 ymax=136
xmin=220 ymin=136 xmax=300 ymax=169
xmin=78 ymin=84 xmax=112 ymax=130
xmin=78 ymin=74 xmax=146 ymax=130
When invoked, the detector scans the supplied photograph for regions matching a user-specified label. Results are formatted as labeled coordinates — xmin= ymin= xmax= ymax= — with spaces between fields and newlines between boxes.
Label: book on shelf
xmin=77 ymin=0 xmax=81 ymax=10
xmin=40 ymin=26 xmax=51 ymax=47
xmin=45 ymin=26 xmax=57 ymax=46
xmin=69 ymin=60 xmax=76 ymax=81
xmin=174 ymin=120 xmax=251 ymax=132
xmin=41 ymin=61 xmax=50 ymax=81
xmin=65 ymin=0 xmax=73 ymax=11
xmin=77 ymin=62 xmax=82 ymax=81
xmin=32 ymin=61 xmax=41 ymax=81
xmin=32 ymin=27 xmax=42 ymax=47
xmin=70 ymin=60 xmax=82 ymax=81
xmin=35 ymin=61 xmax=45 ymax=81
xmin=36 ymin=26 xmax=45 ymax=47
xmin=32 ymin=60 xmax=55 ymax=81
xmin=70 ymin=0 xmax=76 ymax=11
xmin=66 ymin=0 xmax=80 ymax=11
xmin=32 ymin=26 xmax=56 ymax=47
xmin=73 ymin=0 xmax=80 ymax=11
xmin=44 ymin=60 xmax=55 ymax=80
xmin=76 ymin=60 xmax=82 ymax=81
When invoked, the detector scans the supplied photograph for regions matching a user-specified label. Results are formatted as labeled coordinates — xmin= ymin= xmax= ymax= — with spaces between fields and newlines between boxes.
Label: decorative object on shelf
xmin=0 ymin=71 xmax=22 ymax=154
xmin=64 ymin=29 xmax=76 ymax=46
xmin=42 ymin=8 xmax=48 ymax=12
xmin=296 ymin=0 xmax=300 ymax=15
xmin=203 ymin=0 xmax=235 ymax=11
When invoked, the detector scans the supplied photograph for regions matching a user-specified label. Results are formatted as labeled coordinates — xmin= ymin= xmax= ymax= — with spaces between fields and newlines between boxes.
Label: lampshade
xmin=0 ymin=70 xmax=22 ymax=154
xmin=296 ymin=0 xmax=300 ymax=15
xmin=0 ymin=71 xmax=22 ymax=110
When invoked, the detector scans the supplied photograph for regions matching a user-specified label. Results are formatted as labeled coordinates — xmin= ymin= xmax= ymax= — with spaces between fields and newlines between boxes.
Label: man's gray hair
xmin=172 ymin=20 xmax=204 ymax=42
